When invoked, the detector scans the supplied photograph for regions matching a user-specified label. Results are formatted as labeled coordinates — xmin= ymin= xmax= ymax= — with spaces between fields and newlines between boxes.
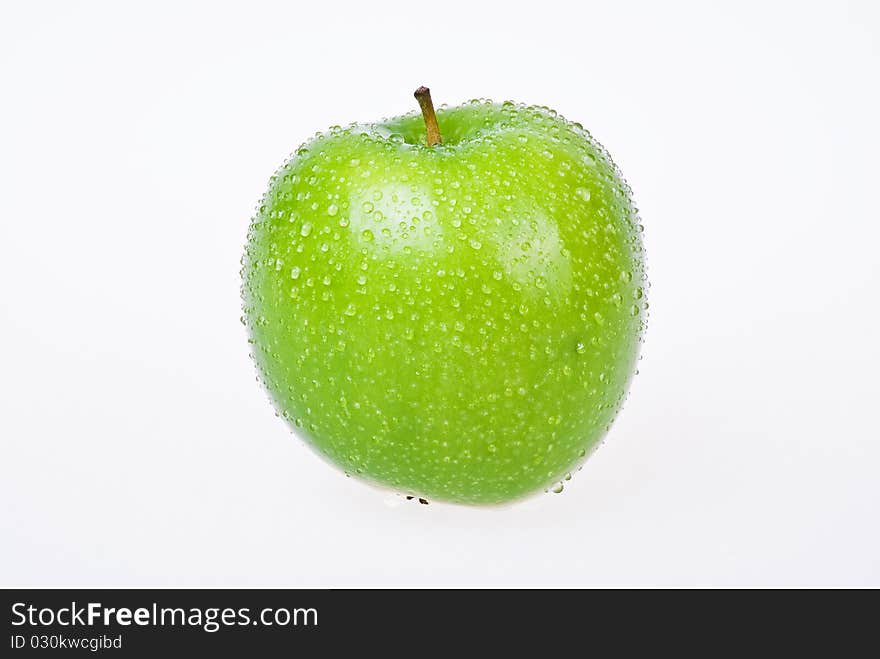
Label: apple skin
xmin=242 ymin=99 xmax=646 ymax=505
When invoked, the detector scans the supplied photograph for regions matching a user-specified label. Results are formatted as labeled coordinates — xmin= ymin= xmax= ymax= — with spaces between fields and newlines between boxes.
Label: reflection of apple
xmin=242 ymin=87 xmax=646 ymax=504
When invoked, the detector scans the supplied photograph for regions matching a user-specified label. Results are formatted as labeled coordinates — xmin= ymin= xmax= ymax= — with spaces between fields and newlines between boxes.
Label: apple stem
xmin=414 ymin=86 xmax=442 ymax=147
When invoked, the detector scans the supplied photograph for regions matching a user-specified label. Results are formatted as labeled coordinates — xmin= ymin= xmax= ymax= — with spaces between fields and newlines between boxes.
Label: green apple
xmin=242 ymin=87 xmax=646 ymax=505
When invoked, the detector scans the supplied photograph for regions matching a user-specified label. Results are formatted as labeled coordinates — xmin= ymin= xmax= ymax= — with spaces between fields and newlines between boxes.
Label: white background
xmin=1 ymin=0 xmax=878 ymax=587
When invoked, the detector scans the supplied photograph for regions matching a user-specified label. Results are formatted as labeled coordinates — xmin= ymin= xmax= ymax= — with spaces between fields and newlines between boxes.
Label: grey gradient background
xmin=1 ymin=0 xmax=878 ymax=586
